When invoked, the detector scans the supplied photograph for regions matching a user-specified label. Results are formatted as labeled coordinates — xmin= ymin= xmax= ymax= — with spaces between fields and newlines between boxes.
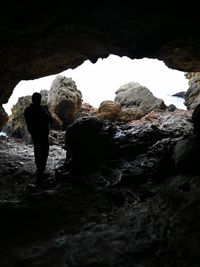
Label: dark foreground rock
xmin=1 ymin=109 xmax=200 ymax=267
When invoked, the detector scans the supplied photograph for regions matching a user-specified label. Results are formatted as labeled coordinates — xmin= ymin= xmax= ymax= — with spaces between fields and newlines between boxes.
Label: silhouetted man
xmin=24 ymin=92 xmax=53 ymax=185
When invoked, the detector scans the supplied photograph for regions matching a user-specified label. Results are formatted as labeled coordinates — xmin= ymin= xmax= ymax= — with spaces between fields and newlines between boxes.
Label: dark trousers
xmin=32 ymin=136 xmax=49 ymax=178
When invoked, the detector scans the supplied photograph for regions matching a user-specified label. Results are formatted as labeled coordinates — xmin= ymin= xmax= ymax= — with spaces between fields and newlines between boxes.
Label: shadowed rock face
xmin=1 ymin=1 xmax=200 ymax=127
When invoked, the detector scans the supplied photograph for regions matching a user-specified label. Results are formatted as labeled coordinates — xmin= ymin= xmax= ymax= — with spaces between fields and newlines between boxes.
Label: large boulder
xmin=118 ymin=107 xmax=145 ymax=122
xmin=65 ymin=116 xmax=117 ymax=162
xmin=48 ymin=75 xmax=83 ymax=128
xmin=97 ymin=100 xmax=122 ymax=121
xmin=114 ymin=82 xmax=167 ymax=114
xmin=96 ymin=100 xmax=145 ymax=123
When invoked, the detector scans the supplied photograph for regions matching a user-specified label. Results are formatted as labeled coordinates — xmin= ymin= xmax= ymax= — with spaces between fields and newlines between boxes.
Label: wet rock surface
xmin=0 ymin=136 xmax=66 ymax=200
xmin=0 ymin=110 xmax=200 ymax=267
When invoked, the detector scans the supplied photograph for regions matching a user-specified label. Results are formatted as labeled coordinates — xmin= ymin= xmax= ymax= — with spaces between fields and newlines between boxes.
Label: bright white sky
xmin=3 ymin=55 xmax=189 ymax=115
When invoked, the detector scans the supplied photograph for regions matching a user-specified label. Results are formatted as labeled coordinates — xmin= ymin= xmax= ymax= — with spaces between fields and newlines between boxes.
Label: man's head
xmin=32 ymin=92 xmax=42 ymax=105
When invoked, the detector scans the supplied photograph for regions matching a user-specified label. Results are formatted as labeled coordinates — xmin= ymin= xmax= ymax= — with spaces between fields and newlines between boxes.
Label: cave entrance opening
xmin=3 ymin=54 xmax=188 ymax=118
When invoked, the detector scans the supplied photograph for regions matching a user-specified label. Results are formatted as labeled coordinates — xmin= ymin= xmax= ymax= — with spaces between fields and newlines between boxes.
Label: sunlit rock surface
xmin=48 ymin=75 xmax=82 ymax=128
xmin=114 ymin=82 xmax=167 ymax=113
xmin=118 ymin=106 xmax=145 ymax=122
xmin=97 ymin=100 xmax=122 ymax=121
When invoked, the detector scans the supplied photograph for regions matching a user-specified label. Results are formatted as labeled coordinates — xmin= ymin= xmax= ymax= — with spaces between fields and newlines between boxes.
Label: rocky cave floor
xmin=1 ymin=112 xmax=200 ymax=267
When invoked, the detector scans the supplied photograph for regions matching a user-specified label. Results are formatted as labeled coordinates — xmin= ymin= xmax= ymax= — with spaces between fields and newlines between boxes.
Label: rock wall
xmin=184 ymin=72 xmax=200 ymax=109
xmin=47 ymin=75 xmax=82 ymax=129
xmin=2 ymin=2 xmax=200 ymax=128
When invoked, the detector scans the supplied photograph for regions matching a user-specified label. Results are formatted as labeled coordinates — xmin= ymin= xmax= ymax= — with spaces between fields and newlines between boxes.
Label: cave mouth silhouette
xmin=3 ymin=55 xmax=188 ymax=116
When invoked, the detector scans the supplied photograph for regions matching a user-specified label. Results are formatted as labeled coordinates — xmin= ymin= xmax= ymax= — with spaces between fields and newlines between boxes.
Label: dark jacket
xmin=24 ymin=103 xmax=53 ymax=138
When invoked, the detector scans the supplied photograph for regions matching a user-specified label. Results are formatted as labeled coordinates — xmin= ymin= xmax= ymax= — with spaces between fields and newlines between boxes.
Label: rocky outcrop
xmin=2 ymin=2 xmax=200 ymax=125
xmin=3 ymin=95 xmax=31 ymax=140
xmin=1 ymin=109 xmax=200 ymax=267
xmin=172 ymin=91 xmax=186 ymax=99
xmin=118 ymin=106 xmax=145 ymax=122
xmin=97 ymin=100 xmax=122 ymax=121
xmin=129 ymin=109 xmax=193 ymax=136
xmin=63 ymin=110 xmax=193 ymax=188
xmin=114 ymin=82 xmax=167 ymax=113
xmin=96 ymin=100 xmax=146 ymax=123
xmin=77 ymin=102 xmax=97 ymax=118
xmin=89 ymin=83 xmax=168 ymax=124
xmin=184 ymin=72 xmax=200 ymax=110
xmin=48 ymin=75 xmax=82 ymax=129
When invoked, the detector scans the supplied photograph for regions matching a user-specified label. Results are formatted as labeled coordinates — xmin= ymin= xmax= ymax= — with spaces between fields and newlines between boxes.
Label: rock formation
xmin=77 ymin=102 xmax=97 ymax=118
xmin=47 ymin=75 xmax=82 ymax=129
xmin=1 ymin=108 xmax=200 ymax=267
xmin=1 ymin=2 xmax=200 ymax=129
xmin=2 ymin=3 xmax=200 ymax=266
xmin=184 ymin=72 xmax=200 ymax=109
xmin=114 ymin=82 xmax=167 ymax=113
xmin=97 ymin=100 xmax=122 ymax=121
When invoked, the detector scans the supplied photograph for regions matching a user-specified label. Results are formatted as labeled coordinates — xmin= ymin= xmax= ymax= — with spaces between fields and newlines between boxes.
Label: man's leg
xmin=40 ymin=137 xmax=50 ymax=175
xmin=32 ymin=137 xmax=49 ymax=184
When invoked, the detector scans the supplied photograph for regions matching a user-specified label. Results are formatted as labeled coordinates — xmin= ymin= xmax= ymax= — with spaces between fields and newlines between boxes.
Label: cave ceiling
xmin=1 ymin=1 xmax=200 ymax=105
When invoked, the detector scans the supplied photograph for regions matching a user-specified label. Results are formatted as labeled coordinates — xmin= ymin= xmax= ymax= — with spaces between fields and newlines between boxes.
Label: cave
xmin=1 ymin=2 xmax=200 ymax=267
xmin=1 ymin=1 xmax=200 ymax=127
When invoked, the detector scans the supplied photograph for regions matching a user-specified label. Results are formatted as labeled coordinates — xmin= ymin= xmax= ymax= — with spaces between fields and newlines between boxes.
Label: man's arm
xmin=43 ymin=106 xmax=53 ymax=124
xmin=24 ymin=108 xmax=33 ymax=134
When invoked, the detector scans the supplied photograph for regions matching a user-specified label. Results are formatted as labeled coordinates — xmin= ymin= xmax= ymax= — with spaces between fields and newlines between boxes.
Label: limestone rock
xmin=97 ymin=100 xmax=122 ymax=121
xmin=48 ymin=75 xmax=82 ymax=128
xmin=118 ymin=107 xmax=145 ymax=122
xmin=114 ymin=82 xmax=167 ymax=113
xmin=184 ymin=72 xmax=200 ymax=110
xmin=77 ymin=102 xmax=97 ymax=118
xmin=128 ymin=109 xmax=193 ymax=137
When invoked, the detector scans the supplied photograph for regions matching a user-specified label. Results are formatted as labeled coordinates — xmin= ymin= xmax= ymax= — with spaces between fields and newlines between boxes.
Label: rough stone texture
xmin=77 ymin=102 xmax=97 ymax=118
xmin=118 ymin=106 xmax=145 ymax=122
xmin=47 ymin=75 xmax=82 ymax=128
xmin=1 ymin=2 xmax=200 ymax=109
xmin=97 ymin=100 xmax=122 ymax=121
xmin=129 ymin=109 xmax=193 ymax=137
xmin=0 ymin=109 xmax=199 ymax=267
xmin=114 ymin=82 xmax=167 ymax=113
xmin=184 ymin=72 xmax=200 ymax=109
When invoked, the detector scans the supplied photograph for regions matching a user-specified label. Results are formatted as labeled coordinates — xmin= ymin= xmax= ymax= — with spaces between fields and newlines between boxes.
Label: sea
xmin=161 ymin=94 xmax=186 ymax=110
